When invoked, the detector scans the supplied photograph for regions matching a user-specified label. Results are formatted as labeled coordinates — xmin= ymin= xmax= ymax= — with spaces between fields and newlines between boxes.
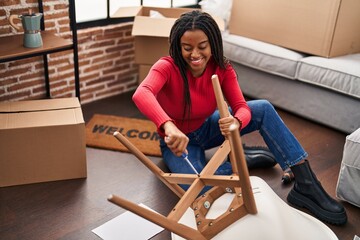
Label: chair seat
xmin=172 ymin=176 xmax=338 ymax=240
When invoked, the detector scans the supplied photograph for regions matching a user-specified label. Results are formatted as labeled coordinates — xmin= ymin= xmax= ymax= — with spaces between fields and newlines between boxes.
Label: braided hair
xmin=169 ymin=10 xmax=229 ymax=121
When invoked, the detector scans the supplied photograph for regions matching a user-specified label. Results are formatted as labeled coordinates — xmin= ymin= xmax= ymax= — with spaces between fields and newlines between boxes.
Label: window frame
xmin=76 ymin=0 xmax=200 ymax=30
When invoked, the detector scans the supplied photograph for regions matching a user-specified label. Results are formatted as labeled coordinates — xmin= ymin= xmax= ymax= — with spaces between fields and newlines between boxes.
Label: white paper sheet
xmin=92 ymin=203 xmax=164 ymax=240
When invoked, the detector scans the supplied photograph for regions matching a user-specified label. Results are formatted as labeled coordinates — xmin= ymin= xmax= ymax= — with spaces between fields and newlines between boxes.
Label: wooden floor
xmin=1 ymin=91 xmax=359 ymax=240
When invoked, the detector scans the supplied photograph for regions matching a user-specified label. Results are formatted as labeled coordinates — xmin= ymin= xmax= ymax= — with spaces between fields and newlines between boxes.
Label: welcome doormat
xmin=85 ymin=114 xmax=161 ymax=157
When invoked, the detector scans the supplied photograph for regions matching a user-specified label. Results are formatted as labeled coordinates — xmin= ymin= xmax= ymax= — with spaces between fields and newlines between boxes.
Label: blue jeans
xmin=160 ymin=100 xmax=308 ymax=191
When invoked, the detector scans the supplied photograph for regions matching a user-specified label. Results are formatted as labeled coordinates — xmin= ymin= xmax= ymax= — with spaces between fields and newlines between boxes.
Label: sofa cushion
xmin=199 ymin=0 xmax=233 ymax=29
xmin=222 ymin=32 xmax=307 ymax=79
xmin=296 ymin=54 xmax=360 ymax=99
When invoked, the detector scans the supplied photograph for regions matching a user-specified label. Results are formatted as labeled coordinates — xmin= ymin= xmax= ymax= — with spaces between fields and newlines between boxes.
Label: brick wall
xmin=0 ymin=0 xmax=138 ymax=104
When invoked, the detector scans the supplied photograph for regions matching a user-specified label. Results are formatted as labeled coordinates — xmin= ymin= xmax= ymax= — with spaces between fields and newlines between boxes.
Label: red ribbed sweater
xmin=132 ymin=56 xmax=251 ymax=137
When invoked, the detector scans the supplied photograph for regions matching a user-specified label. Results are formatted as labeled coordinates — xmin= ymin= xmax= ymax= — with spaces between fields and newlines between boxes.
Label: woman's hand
xmin=163 ymin=121 xmax=189 ymax=157
xmin=218 ymin=116 xmax=241 ymax=136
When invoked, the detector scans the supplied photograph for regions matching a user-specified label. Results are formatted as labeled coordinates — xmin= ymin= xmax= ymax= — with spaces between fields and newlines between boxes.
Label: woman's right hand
xmin=163 ymin=121 xmax=189 ymax=157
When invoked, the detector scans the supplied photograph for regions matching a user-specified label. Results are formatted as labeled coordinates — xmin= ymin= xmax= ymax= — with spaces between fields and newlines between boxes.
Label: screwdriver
xmin=164 ymin=136 xmax=199 ymax=174
xmin=181 ymin=153 xmax=199 ymax=174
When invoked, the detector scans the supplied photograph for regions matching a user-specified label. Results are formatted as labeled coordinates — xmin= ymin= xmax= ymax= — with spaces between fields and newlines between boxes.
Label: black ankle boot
xmin=282 ymin=168 xmax=294 ymax=184
xmin=243 ymin=145 xmax=277 ymax=169
xmin=287 ymin=160 xmax=347 ymax=225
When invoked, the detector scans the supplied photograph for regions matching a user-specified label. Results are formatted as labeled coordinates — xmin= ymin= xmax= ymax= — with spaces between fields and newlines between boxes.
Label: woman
xmin=132 ymin=10 xmax=346 ymax=225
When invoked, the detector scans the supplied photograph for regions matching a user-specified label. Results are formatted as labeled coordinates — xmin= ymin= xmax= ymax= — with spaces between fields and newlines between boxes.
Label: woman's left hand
xmin=218 ymin=116 xmax=240 ymax=136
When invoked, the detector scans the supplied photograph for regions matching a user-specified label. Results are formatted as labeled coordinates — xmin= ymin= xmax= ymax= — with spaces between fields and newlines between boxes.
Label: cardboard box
xmin=112 ymin=7 xmax=225 ymax=64
xmin=0 ymin=98 xmax=87 ymax=187
xmin=229 ymin=0 xmax=360 ymax=57
xmin=138 ymin=64 xmax=152 ymax=84
xmin=112 ymin=7 xmax=194 ymax=65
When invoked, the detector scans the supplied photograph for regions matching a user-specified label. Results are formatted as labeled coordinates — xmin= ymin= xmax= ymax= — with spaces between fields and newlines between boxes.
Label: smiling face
xmin=180 ymin=29 xmax=212 ymax=77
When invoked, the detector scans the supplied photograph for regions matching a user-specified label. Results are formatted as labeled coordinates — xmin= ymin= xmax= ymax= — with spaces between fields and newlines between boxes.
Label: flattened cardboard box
xmin=0 ymin=98 xmax=87 ymax=187
xmin=112 ymin=6 xmax=225 ymax=65
xmin=229 ymin=0 xmax=360 ymax=58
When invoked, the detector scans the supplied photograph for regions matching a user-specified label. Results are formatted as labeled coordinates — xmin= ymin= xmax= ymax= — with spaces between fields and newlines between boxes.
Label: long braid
xmin=169 ymin=10 xmax=229 ymax=122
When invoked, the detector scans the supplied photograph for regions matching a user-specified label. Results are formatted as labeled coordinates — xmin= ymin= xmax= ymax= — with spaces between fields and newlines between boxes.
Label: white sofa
xmin=222 ymin=32 xmax=360 ymax=134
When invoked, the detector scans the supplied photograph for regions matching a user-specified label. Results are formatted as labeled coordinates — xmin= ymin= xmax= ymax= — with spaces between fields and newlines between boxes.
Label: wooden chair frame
xmin=108 ymin=75 xmax=257 ymax=240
